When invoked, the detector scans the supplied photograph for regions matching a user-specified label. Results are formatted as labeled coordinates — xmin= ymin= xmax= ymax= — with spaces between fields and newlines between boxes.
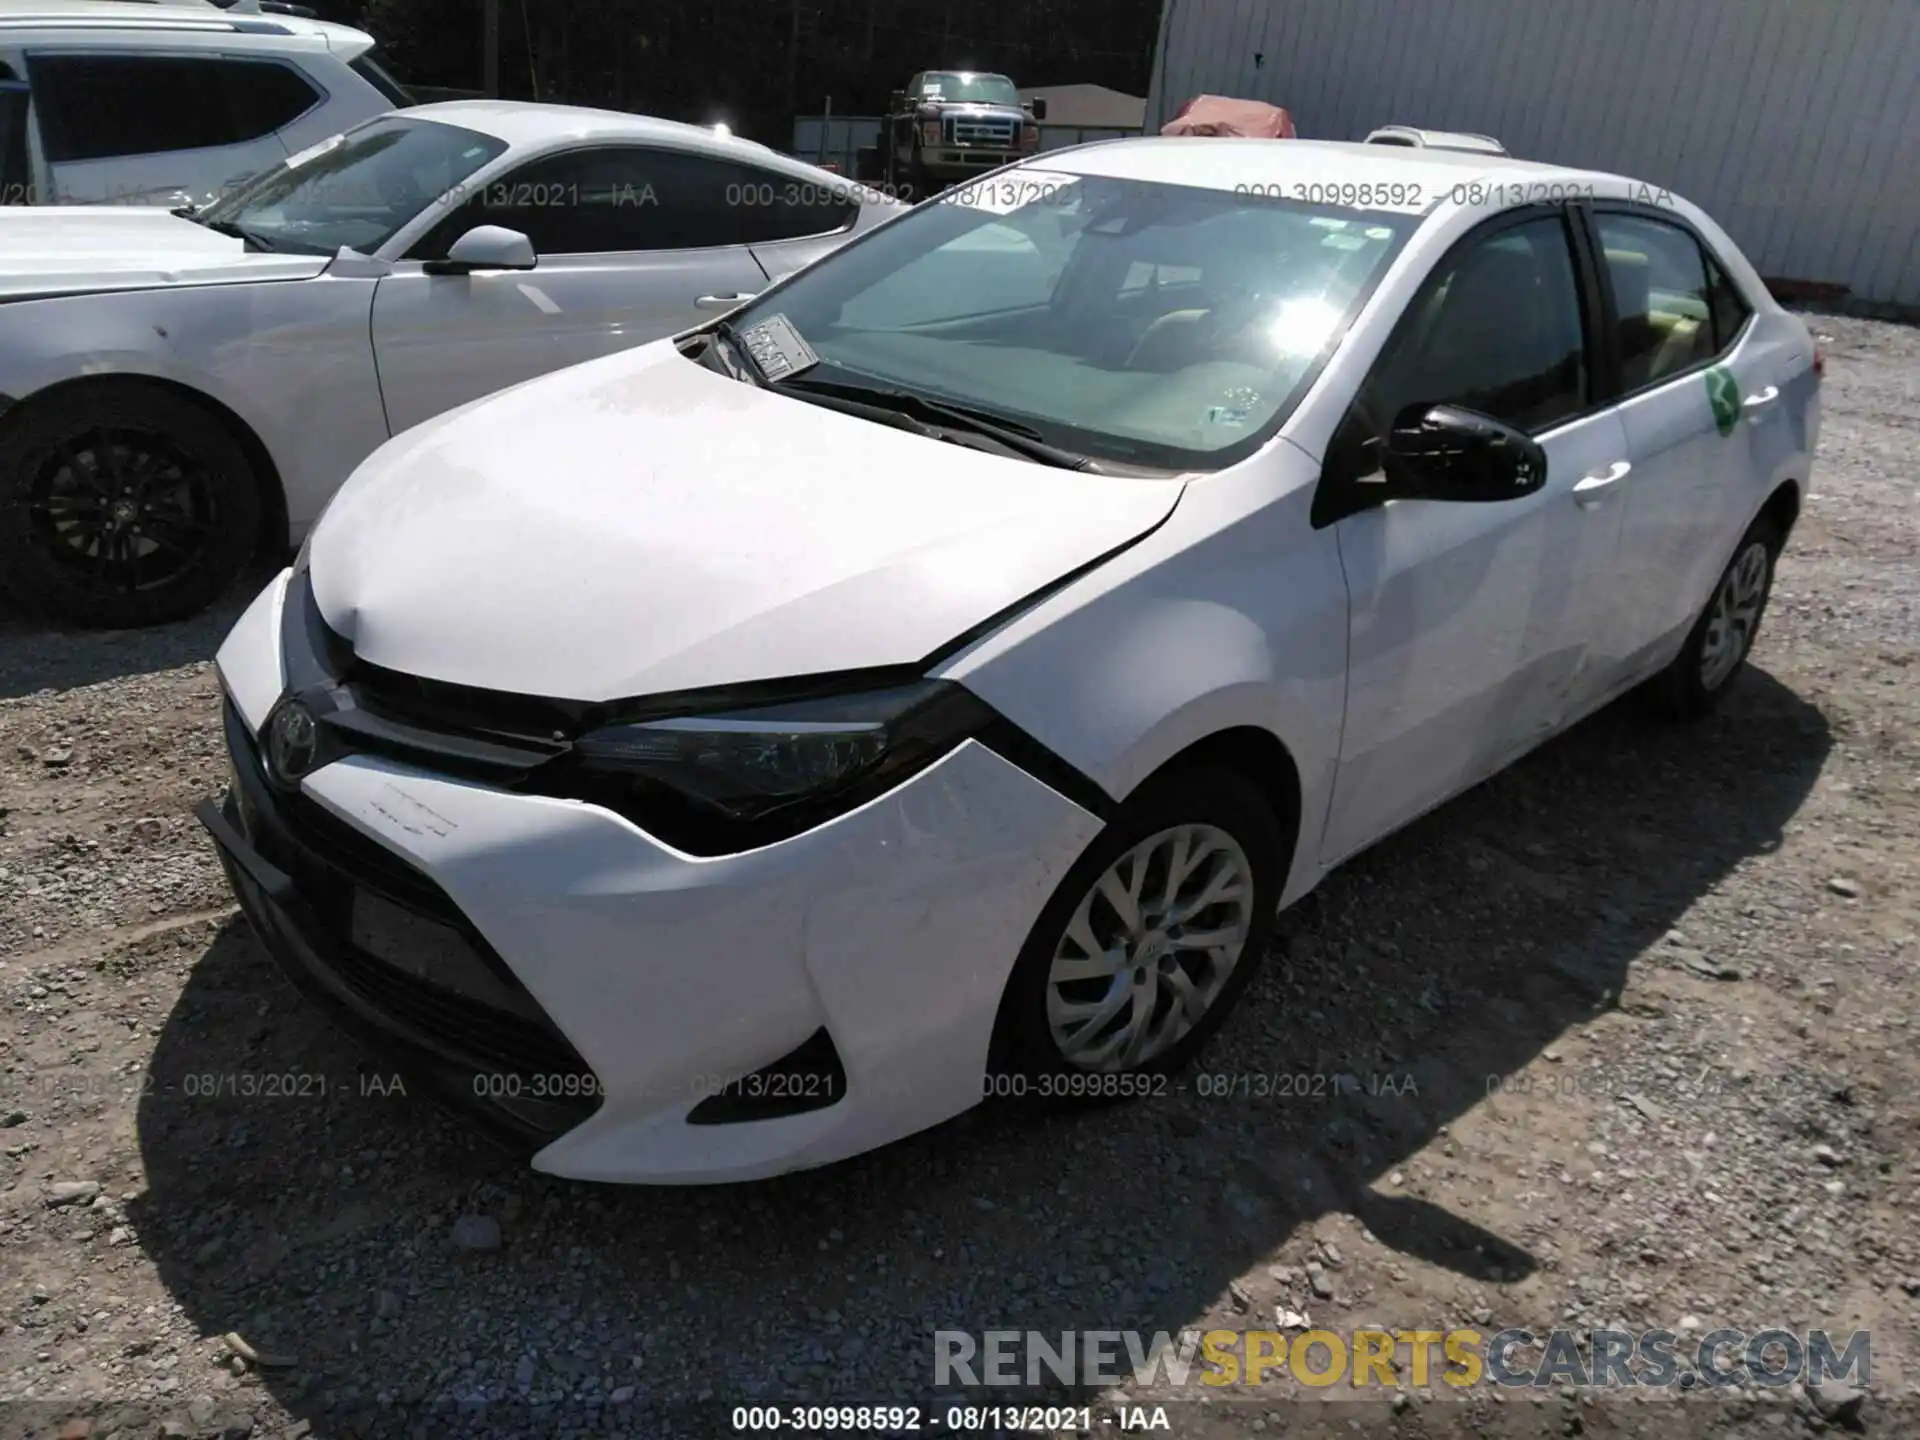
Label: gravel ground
xmin=0 ymin=315 xmax=1915 ymax=1440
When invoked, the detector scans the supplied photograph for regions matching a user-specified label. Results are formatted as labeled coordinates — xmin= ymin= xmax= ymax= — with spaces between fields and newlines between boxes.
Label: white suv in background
xmin=0 ymin=0 xmax=407 ymax=208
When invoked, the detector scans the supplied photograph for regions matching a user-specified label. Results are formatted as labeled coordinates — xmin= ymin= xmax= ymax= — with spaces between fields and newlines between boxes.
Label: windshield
xmin=198 ymin=115 xmax=507 ymax=256
xmin=728 ymin=172 xmax=1417 ymax=471
xmin=917 ymin=72 xmax=1020 ymax=106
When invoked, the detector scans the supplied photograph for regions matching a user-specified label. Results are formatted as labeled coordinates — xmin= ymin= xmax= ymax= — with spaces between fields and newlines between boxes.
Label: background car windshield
xmin=918 ymin=73 xmax=1020 ymax=106
xmin=199 ymin=116 xmax=507 ymax=256
xmin=735 ymin=174 xmax=1415 ymax=470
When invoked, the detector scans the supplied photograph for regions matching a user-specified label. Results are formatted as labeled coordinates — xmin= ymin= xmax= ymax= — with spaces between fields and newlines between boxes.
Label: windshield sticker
xmin=1205 ymin=388 xmax=1262 ymax=427
xmin=941 ymin=170 xmax=1081 ymax=214
xmin=1321 ymin=232 xmax=1368 ymax=251
xmin=737 ymin=314 xmax=818 ymax=382
xmin=1705 ymin=365 xmax=1741 ymax=436
xmin=1307 ymin=217 xmax=1349 ymax=230
xmin=284 ymin=132 xmax=347 ymax=169
xmin=1364 ymin=226 xmax=1394 ymax=240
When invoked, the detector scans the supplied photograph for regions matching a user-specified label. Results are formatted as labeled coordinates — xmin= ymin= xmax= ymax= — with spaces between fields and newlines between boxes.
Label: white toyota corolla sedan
xmin=0 ymin=100 xmax=896 ymax=627
xmin=199 ymin=137 xmax=1821 ymax=1184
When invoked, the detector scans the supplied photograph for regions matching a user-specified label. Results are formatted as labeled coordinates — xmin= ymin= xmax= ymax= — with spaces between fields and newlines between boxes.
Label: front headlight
xmin=563 ymin=679 xmax=994 ymax=853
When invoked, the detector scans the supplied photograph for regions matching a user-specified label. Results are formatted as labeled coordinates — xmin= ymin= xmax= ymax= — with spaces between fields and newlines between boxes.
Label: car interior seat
xmin=1610 ymin=247 xmax=1711 ymax=387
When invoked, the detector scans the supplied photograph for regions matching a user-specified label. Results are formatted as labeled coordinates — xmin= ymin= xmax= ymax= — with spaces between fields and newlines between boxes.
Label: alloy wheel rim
xmin=1045 ymin=823 xmax=1256 ymax=1071
xmin=1699 ymin=541 xmax=1769 ymax=690
xmin=26 ymin=428 xmax=221 ymax=596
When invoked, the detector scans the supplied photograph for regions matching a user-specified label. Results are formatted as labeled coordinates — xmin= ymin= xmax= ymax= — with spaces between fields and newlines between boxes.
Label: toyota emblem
xmin=266 ymin=700 xmax=319 ymax=786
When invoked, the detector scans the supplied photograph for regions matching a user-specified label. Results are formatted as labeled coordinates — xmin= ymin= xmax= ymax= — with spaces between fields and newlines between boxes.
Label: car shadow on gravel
xmin=0 ymin=559 xmax=283 ymax=701
xmin=124 ymin=665 xmax=1830 ymax=1432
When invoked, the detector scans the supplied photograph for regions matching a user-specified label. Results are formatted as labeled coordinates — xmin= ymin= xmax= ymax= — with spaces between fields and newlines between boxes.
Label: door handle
xmin=694 ymin=292 xmax=757 ymax=310
xmin=1572 ymin=460 xmax=1631 ymax=509
xmin=1742 ymin=384 xmax=1779 ymax=412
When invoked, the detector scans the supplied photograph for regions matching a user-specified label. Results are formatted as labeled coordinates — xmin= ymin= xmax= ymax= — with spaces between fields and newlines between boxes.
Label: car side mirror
xmin=1378 ymin=403 xmax=1547 ymax=503
xmin=423 ymin=225 xmax=538 ymax=277
xmin=1028 ymin=98 xmax=1048 ymax=121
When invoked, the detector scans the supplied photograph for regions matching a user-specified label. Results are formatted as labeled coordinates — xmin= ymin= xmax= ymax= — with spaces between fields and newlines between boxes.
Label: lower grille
xmin=323 ymin=935 xmax=591 ymax=1081
xmin=220 ymin=700 xmax=599 ymax=1137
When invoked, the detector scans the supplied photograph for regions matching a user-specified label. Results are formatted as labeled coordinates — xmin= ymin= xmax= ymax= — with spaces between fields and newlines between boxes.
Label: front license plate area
xmin=349 ymin=888 xmax=530 ymax=1016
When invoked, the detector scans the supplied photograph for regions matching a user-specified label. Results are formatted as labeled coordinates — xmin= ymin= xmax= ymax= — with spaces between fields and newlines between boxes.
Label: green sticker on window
xmin=1705 ymin=366 xmax=1740 ymax=437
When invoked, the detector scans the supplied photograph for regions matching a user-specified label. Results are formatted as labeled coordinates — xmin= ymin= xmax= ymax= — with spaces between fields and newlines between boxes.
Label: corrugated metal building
xmin=1146 ymin=0 xmax=1920 ymax=308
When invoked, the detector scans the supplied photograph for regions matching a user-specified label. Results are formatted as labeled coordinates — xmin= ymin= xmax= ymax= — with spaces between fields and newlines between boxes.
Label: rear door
xmin=1583 ymin=206 xmax=1783 ymax=683
xmin=369 ymin=143 xmax=770 ymax=435
xmin=28 ymin=51 xmax=321 ymax=204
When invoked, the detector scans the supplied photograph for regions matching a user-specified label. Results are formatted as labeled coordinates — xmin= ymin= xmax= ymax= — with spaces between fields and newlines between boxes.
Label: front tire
xmin=1659 ymin=515 xmax=1780 ymax=718
xmin=0 ymin=382 xmax=262 ymax=629
xmin=989 ymin=764 xmax=1286 ymax=1105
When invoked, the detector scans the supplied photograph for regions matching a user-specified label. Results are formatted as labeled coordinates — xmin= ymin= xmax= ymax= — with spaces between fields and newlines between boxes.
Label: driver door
xmin=1318 ymin=207 xmax=1632 ymax=863
xmin=369 ymin=145 xmax=771 ymax=435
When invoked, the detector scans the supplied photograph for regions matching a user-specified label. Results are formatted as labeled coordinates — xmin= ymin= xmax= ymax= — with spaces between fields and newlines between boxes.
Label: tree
xmin=330 ymin=0 xmax=1166 ymax=142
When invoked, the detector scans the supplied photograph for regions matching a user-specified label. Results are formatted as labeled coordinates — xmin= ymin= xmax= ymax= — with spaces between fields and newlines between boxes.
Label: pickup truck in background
xmin=871 ymin=70 xmax=1044 ymax=197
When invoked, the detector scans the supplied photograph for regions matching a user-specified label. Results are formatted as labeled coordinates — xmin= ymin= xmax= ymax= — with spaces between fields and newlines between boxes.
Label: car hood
xmin=0 ymin=208 xmax=328 ymax=300
xmin=308 ymin=341 xmax=1184 ymax=703
xmin=922 ymin=102 xmax=1027 ymax=120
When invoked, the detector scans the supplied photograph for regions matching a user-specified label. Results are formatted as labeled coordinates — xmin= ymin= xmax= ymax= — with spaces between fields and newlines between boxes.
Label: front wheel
xmin=989 ymin=765 xmax=1286 ymax=1105
xmin=0 ymin=382 xmax=261 ymax=628
xmin=1659 ymin=515 xmax=1780 ymax=718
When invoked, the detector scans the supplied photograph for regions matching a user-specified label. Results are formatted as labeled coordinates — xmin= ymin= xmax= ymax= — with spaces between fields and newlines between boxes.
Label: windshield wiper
xmin=194 ymin=216 xmax=277 ymax=253
xmin=776 ymin=374 xmax=1097 ymax=470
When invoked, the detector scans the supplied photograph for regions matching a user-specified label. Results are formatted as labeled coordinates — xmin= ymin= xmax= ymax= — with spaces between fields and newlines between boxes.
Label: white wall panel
xmin=1146 ymin=0 xmax=1920 ymax=304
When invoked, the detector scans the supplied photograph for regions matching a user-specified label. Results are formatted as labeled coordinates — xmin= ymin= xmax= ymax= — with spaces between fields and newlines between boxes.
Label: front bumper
xmin=205 ymin=570 xmax=1104 ymax=1183
xmin=923 ymin=149 xmax=1024 ymax=175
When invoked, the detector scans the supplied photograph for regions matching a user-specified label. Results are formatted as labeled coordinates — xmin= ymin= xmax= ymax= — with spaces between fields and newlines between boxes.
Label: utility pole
xmin=786 ymin=0 xmax=802 ymax=127
xmin=483 ymin=0 xmax=500 ymax=98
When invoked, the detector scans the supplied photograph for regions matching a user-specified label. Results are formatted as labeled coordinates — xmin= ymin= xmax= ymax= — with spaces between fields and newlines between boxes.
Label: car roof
xmin=1037 ymin=136 xmax=1618 ymax=214
xmin=402 ymin=100 xmax=812 ymax=165
xmin=0 ymin=0 xmax=367 ymax=43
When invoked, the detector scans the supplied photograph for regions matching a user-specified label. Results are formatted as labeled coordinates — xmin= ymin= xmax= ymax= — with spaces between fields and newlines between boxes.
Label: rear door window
xmin=1593 ymin=212 xmax=1718 ymax=390
xmin=1704 ymin=251 xmax=1753 ymax=352
xmin=30 ymin=53 xmax=322 ymax=162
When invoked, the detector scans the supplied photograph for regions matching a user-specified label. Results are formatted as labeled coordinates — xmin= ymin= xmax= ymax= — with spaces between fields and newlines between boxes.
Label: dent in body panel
xmin=0 ymin=276 xmax=387 ymax=535
xmin=292 ymin=740 xmax=1101 ymax=1184
xmin=942 ymin=464 xmax=1350 ymax=905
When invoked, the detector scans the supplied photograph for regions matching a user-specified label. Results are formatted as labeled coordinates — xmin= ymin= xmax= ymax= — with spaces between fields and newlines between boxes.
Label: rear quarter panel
xmin=0 ymin=274 xmax=386 ymax=538
xmin=1688 ymin=201 xmax=1821 ymax=544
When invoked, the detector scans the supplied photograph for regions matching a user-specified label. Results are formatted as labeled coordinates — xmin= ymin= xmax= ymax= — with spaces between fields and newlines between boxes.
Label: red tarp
xmin=1161 ymin=95 xmax=1296 ymax=139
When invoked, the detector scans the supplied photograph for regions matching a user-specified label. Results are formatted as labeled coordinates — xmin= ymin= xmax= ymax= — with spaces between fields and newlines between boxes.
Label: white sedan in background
xmin=0 ymin=100 xmax=900 ymax=626
xmin=202 ymin=137 xmax=1819 ymax=1184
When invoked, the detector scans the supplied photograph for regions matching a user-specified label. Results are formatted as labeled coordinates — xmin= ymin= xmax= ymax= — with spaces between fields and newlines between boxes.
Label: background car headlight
xmin=564 ymin=679 xmax=994 ymax=852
